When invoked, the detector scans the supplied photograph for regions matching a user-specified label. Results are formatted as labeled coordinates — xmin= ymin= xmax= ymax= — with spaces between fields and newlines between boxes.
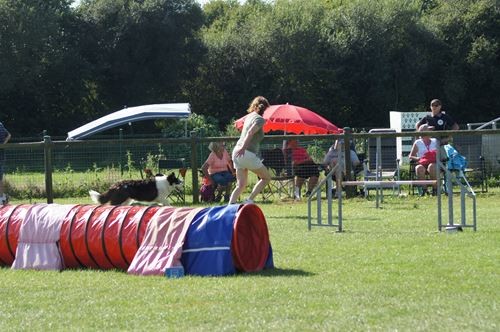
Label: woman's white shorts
xmin=232 ymin=150 xmax=265 ymax=170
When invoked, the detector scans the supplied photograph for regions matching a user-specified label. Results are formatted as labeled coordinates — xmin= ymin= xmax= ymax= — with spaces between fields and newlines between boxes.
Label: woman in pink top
xmin=201 ymin=142 xmax=236 ymax=202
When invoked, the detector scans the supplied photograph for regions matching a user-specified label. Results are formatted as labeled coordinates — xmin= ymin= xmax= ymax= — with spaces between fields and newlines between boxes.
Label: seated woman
xmin=409 ymin=124 xmax=438 ymax=196
xmin=201 ymin=142 xmax=236 ymax=202
xmin=286 ymin=140 xmax=319 ymax=200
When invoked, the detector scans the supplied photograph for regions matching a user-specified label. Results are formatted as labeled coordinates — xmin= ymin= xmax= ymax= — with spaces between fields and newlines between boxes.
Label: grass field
xmin=1 ymin=190 xmax=499 ymax=331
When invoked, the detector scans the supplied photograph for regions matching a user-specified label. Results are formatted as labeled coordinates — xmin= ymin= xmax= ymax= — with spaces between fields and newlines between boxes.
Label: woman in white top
xmin=409 ymin=124 xmax=439 ymax=195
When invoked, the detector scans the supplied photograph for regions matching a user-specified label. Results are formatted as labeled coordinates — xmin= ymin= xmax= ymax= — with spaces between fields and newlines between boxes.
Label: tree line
xmin=1 ymin=0 xmax=498 ymax=139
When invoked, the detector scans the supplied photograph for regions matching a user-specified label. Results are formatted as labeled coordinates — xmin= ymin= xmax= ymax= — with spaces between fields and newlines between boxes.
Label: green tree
xmin=316 ymin=0 xmax=442 ymax=127
xmin=2 ymin=0 xmax=499 ymax=138
xmin=156 ymin=113 xmax=221 ymax=137
xmin=422 ymin=0 xmax=500 ymax=124
xmin=185 ymin=0 xmax=275 ymax=128
xmin=192 ymin=0 xmax=447 ymax=129
xmin=76 ymin=0 xmax=205 ymax=117
xmin=0 ymin=0 xmax=94 ymax=137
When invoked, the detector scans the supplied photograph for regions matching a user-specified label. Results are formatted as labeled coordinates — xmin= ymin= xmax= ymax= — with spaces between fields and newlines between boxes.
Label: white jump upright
xmin=440 ymin=160 xmax=477 ymax=232
xmin=307 ymin=154 xmax=344 ymax=232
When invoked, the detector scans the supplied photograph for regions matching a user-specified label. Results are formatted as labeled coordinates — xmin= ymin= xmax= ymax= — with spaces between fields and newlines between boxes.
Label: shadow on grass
xmin=275 ymin=215 xmax=309 ymax=221
xmin=243 ymin=267 xmax=314 ymax=277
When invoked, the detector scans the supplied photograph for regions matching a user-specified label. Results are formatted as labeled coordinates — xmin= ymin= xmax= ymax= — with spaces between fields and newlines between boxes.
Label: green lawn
xmin=1 ymin=191 xmax=499 ymax=331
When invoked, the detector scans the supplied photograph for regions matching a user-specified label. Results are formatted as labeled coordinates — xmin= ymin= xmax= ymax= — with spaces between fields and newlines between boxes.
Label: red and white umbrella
xmin=234 ymin=103 xmax=340 ymax=134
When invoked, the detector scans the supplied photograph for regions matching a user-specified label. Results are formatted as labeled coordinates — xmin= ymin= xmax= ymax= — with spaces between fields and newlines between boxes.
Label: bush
xmin=487 ymin=175 xmax=500 ymax=188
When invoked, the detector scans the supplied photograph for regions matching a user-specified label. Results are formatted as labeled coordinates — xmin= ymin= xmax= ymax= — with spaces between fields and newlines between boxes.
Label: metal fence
xmin=2 ymin=129 xmax=499 ymax=204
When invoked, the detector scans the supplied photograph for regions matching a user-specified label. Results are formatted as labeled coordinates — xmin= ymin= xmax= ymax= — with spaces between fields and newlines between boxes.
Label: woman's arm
xmin=201 ymin=160 xmax=214 ymax=184
xmin=415 ymin=116 xmax=429 ymax=130
xmin=409 ymin=142 xmax=419 ymax=161
xmin=227 ymin=160 xmax=236 ymax=175
xmin=223 ymin=150 xmax=236 ymax=174
xmin=234 ymin=122 xmax=260 ymax=157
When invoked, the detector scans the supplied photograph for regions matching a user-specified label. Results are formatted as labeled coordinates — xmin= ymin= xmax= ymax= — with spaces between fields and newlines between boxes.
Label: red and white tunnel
xmin=0 ymin=203 xmax=273 ymax=276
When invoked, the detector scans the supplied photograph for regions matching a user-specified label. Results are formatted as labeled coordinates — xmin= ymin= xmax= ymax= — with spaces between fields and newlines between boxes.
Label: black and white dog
xmin=89 ymin=173 xmax=183 ymax=205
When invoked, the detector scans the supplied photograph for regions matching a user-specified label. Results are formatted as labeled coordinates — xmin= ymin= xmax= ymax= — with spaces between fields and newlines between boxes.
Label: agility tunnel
xmin=0 ymin=203 xmax=273 ymax=276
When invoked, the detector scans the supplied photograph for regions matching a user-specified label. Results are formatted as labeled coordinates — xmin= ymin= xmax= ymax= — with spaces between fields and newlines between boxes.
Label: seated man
xmin=415 ymin=99 xmax=459 ymax=145
xmin=285 ymin=140 xmax=319 ymax=200
xmin=201 ymin=142 xmax=236 ymax=202
xmin=322 ymin=139 xmax=361 ymax=172
xmin=321 ymin=139 xmax=361 ymax=196
xmin=409 ymin=124 xmax=438 ymax=196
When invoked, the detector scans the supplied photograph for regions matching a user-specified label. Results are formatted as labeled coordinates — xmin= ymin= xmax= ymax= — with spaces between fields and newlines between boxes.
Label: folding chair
xmin=199 ymin=169 xmax=235 ymax=203
xmin=363 ymin=129 xmax=400 ymax=197
xmin=443 ymin=144 xmax=473 ymax=194
xmin=158 ymin=158 xmax=186 ymax=204
xmin=261 ymin=148 xmax=294 ymax=200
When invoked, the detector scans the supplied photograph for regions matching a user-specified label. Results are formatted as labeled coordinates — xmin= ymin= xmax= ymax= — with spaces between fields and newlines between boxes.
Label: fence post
xmin=343 ymin=127 xmax=355 ymax=198
xmin=43 ymin=135 xmax=54 ymax=204
xmin=190 ymin=131 xmax=199 ymax=204
xmin=119 ymin=128 xmax=123 ymax=176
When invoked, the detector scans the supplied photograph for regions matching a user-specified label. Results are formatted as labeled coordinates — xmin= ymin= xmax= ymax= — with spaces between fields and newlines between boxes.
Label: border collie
xmin=89 ymin=173 xmax=183 ymax=205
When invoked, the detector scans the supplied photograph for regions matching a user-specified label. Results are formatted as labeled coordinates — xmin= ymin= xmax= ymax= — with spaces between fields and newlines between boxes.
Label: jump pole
xmin=339 ymin=180 xmax=441 ymax=229
xmin=342 ymin=180 xmax=438 ymax=187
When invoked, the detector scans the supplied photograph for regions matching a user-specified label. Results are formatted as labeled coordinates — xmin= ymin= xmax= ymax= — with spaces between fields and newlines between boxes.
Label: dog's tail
xmin=89 ymin=190 xmax=103 ymax=204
